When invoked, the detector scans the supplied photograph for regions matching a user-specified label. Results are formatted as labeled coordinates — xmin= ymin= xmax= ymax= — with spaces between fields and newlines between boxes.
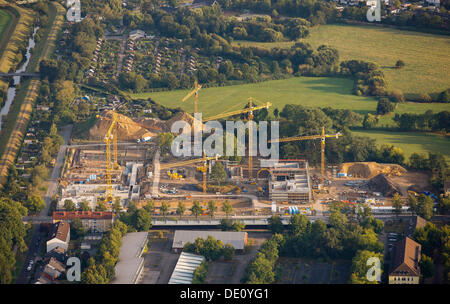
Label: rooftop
xmin=51 ymin=222 xmax=70 ymax=242
xmin=390 ymin=237 xmax=421 ymax=277
xmin=168 ymin=252 xmax=205 ymax=284
xmin=111 ymin=232 xmax=148 ymax=284
xmin=53 ymin=211 xmax=113 ymax=221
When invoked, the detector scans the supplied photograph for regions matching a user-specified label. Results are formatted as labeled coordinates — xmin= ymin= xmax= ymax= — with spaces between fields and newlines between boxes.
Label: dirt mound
xmin=88 ymin=111 xmax=157 ymax=141
xmin=165 ymin=111 xmax=203 ymax=133
xmin=368 ymin=173 xmax=402 ymax=197
xmin=134 ymin=117 xmax=168 ymax=133
xmin=339 ymin=162 xmax=406 ymax=179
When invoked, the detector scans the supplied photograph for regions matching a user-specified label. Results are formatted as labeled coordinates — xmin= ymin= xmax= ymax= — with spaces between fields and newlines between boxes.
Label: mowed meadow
xmin=0 ymin=9 xmax=12 ymax=36
xmin=132 ymin=77 xmax=449 ymax=121
xmin=234 ymin=24 xmax=450 ymax=98
xmin=351 ymin=130 xmax=450 ymax=160
xmin=132 ymin=77 xmax=378 ymax=117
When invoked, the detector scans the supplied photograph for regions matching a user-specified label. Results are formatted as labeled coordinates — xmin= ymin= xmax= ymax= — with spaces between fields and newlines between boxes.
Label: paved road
xmin=16 ymin=124 xmax=72 ymax=284
xmin=43 ymin=124 xmax=73 ymax=215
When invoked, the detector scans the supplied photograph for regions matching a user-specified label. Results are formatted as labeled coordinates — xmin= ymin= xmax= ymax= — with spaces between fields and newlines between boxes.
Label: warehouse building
xmin=171 ymin=230 xmax=248 ymax=253
xmin=168 ymin=252 xmax=205 ymax=284
xmin=111 ymin=232 xmax=148 ymax=284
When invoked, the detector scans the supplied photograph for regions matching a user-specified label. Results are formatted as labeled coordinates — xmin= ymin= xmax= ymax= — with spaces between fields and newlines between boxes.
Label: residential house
xmin=388 ymin=237 xmax=422 ymax=284
xmin=42 ymin=257 xmax=66 ymax=281
xmin=46 ymin=222 xmax=70 ymax=253
xmin=53 ymin=211 xmax=114 ymax=232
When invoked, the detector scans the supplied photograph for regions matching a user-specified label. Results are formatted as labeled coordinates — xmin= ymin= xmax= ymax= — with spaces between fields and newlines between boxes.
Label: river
xmin=0 ymin=26 xmax=39 ymax=130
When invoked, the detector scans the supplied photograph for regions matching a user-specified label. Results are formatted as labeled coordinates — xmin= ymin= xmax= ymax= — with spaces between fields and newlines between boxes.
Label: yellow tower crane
xmin=202 ymin=102 xmax=272 ymax=122
xmin=269 ymin=127 xmax=342 ymax=188
xmin=99 ymin=110 xmax=145 ymax=202
xmin=205 ymin=99 xmax=271 ymax=180
xmin=102 ymin=111 xmax=120 ymax=202
xmin=181 ymin=80 xmax=202 ymax=114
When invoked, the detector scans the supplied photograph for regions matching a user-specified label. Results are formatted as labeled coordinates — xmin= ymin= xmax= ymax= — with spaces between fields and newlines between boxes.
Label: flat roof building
xmin=172 ymin=230 xmax=248 ymax=253
xmin=111 ymin=232 xmax=148 ymax=284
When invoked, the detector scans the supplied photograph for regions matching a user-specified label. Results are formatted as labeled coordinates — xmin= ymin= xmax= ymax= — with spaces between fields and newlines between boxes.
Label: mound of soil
xmin=88 ymin=110 xmax=157 ymax=141
xmin=339 ymin=162 xmax=406 ymax=179
xmin=368 ymin=173 xmax=402 ymax=197
xmin=165 ymin=111 xmax=203 ymax=133
xmin=134 ymin=117 xmax=168 ymax=133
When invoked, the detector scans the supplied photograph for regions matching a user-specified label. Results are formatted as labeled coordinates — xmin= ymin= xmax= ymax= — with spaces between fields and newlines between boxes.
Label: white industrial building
xmin=111 ymin=232 xmax=148 ymax=284
xmin=168 ymin=252 xmax=205 ymax=284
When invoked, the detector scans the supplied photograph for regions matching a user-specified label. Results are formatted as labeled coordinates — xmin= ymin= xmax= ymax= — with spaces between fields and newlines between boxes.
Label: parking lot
xmin=139 ymin=230 xmax=270 ymax=284
xmin=139 ymin=231 xmax=179 ymax=284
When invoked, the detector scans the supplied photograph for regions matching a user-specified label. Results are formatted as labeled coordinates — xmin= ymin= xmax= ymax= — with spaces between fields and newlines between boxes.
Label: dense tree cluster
xmin=184 ymin=236 xmax=235 ymax=261
xmin=385 ymin=10 xmax=450 ymax=31
xmin=340 ymin=60 xmax=387 ymax=97
xmin=413 ymin=223 xmax=450 ymax=282
xmin=277 ymin=104 xmax=405 ymax=165
xmin=247 ymin=206 xmax=384 ymax=283
xmin=409 ymin=152 xmax=448 ymax=192
xmin=280 ymin=209 xmax=383 ymax=261
xmin=0 ymin=197 xmax=28 ymax=284
xmin=81 ymin=221 xmax=128 ymax=283
xmin=192 ymin=260 xmax=209 ymax=283
xmin=393 ymin=111 xmax=450 ymax=132
xmin=243 ymin=234 xmax=284 ymax=283
xmin=407 ymin=194 xmax=435 ymax=220
xmin=217 ymin=0 xmax=338 ymax=25
xmin=120 ymin=202 xmax=153 ymax=231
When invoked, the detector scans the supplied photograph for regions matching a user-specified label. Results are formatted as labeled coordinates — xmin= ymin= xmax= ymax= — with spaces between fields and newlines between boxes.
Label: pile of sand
xmin=368 ymin=173 xmax=402 ymax=197
xmin=339 ymin=162 xmax=406 ymax=179
xmin=134 ymin=117 xmax=168 ymax=133
xmin=89 ymin=110 xmax=157 ymax=141
xmin=165 ymin=111 xmax=203 ymax=133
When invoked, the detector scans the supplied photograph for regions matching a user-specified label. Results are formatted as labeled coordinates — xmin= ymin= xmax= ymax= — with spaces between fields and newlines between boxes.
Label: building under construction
xmin=58 ymin=143 xmax=155 ymax=209
xmin=267 ymin=160 xmax=312 ymax=203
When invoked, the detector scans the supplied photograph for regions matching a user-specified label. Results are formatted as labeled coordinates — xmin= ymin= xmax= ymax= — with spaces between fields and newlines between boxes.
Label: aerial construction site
xmin=54 ymin=87 xmax=431 ymax=219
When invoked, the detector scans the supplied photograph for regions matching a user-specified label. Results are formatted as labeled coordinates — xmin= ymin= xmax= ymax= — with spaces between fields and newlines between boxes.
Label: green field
xmin=0 ymin=9 xmax=12 ymax=37
xmin=351 ymin=129 xmax=450 ymax=159
xmin=133 ymin=77 xmax=378 ymax=117
xmin=132 ymin=77 xmax=450 ymax=122
xmin=235 ymin=24 xmax=450 ymax=98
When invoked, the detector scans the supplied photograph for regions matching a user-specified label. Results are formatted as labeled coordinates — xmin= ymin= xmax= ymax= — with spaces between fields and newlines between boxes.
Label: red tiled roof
xmin=53 ymin=211 xmax=113 ymax=221
xmin=54 ymin=222 xmax=70 ymax=242
xmin=390 ymin=237 xmax=421 ymax=277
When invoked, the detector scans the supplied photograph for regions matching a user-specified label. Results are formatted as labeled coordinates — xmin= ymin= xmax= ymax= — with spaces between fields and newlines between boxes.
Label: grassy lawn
xmin=132 ymin=77 xmax=379 ymax=117
xmin=351 ymin=129 xmax=450 ymax=159
xmin=234 ymin=24 xmax=450 ymax=99
xmin=0 ymin=9 xmax=12 ymax=38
